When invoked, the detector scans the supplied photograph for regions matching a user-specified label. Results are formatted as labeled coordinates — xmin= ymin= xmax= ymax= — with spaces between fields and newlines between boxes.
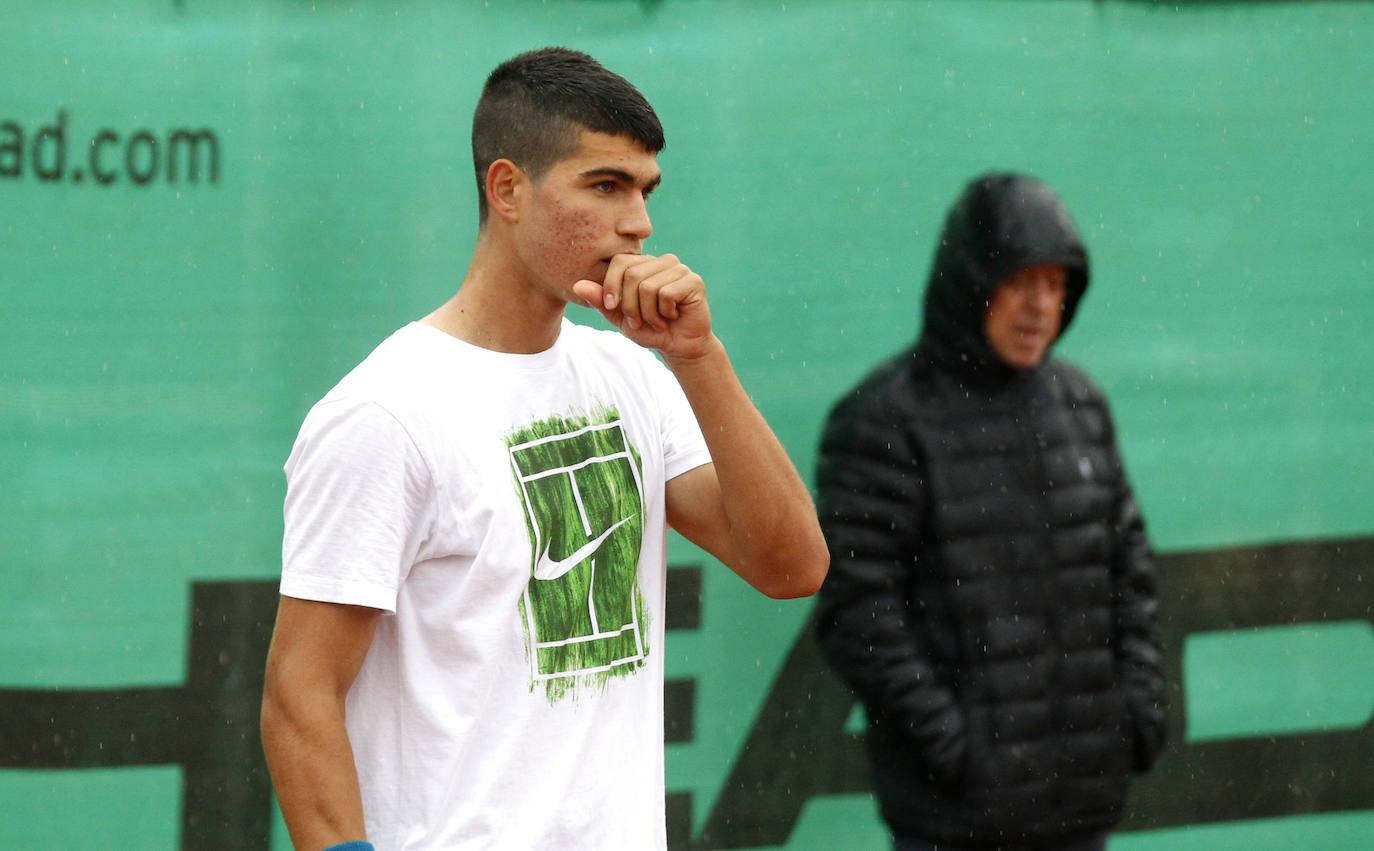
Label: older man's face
xmin=983 ymin=264 xmax=1067 ymax=369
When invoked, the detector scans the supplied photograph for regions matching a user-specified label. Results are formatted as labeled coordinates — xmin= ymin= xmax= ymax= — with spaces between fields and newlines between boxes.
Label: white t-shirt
xmin=281 ymin=319 xmax=712 ymax=850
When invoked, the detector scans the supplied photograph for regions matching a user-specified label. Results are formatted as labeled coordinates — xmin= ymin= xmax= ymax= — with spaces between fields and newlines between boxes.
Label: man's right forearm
xmin=261 ymin=685 xmax=369 ymax=850
xmin=261 ymin=597 xmax=380 ymax=849
xmin=664 ymin=336 xmax=829 ymax=597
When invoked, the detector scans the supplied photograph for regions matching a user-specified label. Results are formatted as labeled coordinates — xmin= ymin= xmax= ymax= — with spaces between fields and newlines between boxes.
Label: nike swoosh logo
xmin=533 ymin=515 xmax=635 ymax=581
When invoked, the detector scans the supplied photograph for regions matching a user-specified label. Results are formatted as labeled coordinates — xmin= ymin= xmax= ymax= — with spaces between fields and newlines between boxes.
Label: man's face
xmin=515 ymin=129 xmax=660 ymax=299
xmin=982 ymin=264 xmax=1068 ymax=369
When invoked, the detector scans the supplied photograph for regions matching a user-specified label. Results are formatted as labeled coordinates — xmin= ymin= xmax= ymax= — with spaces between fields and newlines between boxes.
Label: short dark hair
xmin=471 ymin=47 xmax=666 ymax=222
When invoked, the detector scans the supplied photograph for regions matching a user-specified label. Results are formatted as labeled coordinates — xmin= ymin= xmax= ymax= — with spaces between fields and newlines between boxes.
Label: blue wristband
xmin=322 ymin=843 xmax=374 ymax=851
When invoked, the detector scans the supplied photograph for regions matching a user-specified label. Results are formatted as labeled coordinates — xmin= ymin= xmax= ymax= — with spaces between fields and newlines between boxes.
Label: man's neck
xmin=420 ymin=240 xmax=567 ymax=355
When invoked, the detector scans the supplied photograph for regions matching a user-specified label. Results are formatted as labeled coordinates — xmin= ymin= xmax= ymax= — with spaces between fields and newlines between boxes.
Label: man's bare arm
xmin=664 ymin=338 xmax=829 ymax=598
xmin=574 ymin=255 xmax=828 ymax=598
xmin=261 ymin=597 xmax=381 ymax=851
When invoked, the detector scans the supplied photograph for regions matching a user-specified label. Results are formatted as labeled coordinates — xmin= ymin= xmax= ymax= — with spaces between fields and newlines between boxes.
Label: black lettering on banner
xmin=0 ymin=122 xmax=20 ymax=175
xmin=691 ymin=535 xmax=1374 ymax=849
xmin=0 ymin=568 xmax=705 ymax=850
xmin=0 ymin=582 xmax=276 ymax=851
xmin=34 ymin=109 xmax=67 ymax=182
xmin=1 ymin=541 xmax=1371 ymax=849
xmin=1119 ymin=536 xmax=1374 ymax=830
xmin=0 ymin=109 xmax=219 ymax=186
xmin=126 ymin=130 xmax=160 ymax=185
xmin=91 ymin=130 xmax=119 ymax=184
xmin=168 ymin=129 xmax=220 ymax=183
xmin=665 ymin=565 xmax=703 ymax=849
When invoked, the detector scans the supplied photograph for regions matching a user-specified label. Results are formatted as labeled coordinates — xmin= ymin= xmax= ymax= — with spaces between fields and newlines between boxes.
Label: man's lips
xmin=589 ymin=251 xmax=642 ymax=277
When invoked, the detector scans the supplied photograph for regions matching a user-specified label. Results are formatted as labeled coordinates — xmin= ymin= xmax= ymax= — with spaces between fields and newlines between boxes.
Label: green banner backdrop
xmin=3 ymin=1 xmax=1372 ymax=848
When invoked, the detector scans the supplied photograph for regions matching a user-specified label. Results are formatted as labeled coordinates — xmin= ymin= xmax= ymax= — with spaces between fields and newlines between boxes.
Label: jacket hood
xmin=916 ymin=172 xmax=1090 ymax=383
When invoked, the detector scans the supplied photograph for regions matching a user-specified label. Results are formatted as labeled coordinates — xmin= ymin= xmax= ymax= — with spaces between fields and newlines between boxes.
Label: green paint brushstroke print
xmin=506 ymin=404 xmax=648 ymax=703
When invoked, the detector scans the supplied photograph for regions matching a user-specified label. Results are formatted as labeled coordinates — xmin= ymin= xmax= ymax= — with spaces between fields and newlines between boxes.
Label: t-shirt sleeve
xmin=646 ymin=356 xmax=712 ymax=482
xmin=280 ymin=396 xmax=434 ymax=612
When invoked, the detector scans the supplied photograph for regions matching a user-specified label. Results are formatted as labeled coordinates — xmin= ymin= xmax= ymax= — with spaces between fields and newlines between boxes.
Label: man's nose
xmin=618 ymin=196 xmax=653 ymax=241
xmin=1027 ymin=277 xmax=1060 ymax=312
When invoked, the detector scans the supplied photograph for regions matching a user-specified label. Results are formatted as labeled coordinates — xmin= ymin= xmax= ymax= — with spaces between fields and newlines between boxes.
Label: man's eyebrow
xmin=579 ymin=167 xmax=661 ymax=191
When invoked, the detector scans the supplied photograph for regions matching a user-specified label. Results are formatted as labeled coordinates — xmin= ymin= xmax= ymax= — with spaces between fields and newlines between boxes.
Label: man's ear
xmin=485 ymin=158 xmax=525 ymax=223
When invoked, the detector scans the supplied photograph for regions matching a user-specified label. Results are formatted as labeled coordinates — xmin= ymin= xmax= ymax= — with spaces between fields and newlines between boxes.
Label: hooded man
xmin=815 ymin=173 xmax=1166 ymax=851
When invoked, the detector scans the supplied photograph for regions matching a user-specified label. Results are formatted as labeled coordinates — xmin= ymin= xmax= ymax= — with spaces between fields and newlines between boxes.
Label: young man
xmin=815 ymin=173 xmax=1166 ymax=851
xmin=261 ymin=47 xmax=828 ymax=851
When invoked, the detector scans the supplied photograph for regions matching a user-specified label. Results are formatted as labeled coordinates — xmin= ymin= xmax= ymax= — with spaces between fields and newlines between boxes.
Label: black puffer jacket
xmin=816 ymin=173 xmax=1166 ymax=847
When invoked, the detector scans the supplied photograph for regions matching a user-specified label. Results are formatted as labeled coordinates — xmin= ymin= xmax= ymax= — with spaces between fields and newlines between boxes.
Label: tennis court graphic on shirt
xmin=507 ymin=407 xmax=648 ymax=702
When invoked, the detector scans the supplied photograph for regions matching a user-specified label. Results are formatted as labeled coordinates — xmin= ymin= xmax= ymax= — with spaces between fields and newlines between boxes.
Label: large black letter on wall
xmin=1121 ymin=536 xmax=1374 ymax=829
xmin=0 ymin=581 xmax=277 ymax=851
xmin=696 ymin=535 xmax=1374 ymax=848
xmin=3 ymin=538 xmax=1372 ymax=850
